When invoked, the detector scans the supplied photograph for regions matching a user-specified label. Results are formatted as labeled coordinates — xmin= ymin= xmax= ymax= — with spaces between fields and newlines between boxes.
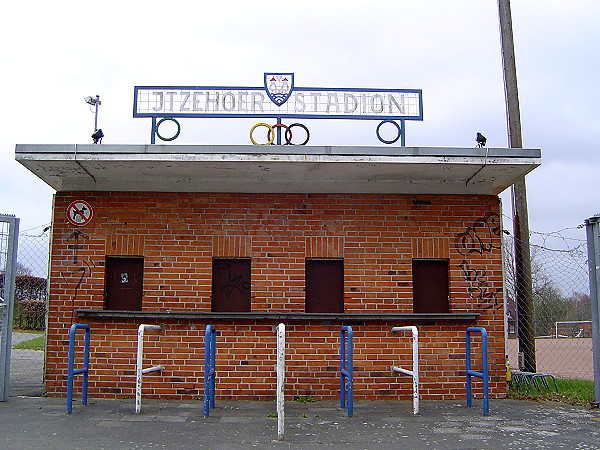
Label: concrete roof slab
xmin=15 ymin=144 xmax=540 ymax=195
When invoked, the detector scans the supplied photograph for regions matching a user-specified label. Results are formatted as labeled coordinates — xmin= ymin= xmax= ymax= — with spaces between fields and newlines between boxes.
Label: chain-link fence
xmin=3 ymin=225 xmax=50 ymax=396
xmin=1 ymin=218 xmax=595 ymax=396
xmin=504 ymin=228 xmax=592 ymax=381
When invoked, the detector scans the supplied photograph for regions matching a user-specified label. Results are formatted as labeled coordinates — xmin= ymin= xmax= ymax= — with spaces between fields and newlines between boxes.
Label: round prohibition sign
xmin=67 ymin=200 xmax=93 ymax=226
xmin=250 ymin=122 xmax=310 ymax=145
xmin=155 ymin=117 xmax=181 ymax=141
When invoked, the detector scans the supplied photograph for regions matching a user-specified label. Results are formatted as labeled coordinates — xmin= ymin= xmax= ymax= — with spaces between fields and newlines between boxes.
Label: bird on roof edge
xmin=476 ymin=132 xmax=487 ymax=148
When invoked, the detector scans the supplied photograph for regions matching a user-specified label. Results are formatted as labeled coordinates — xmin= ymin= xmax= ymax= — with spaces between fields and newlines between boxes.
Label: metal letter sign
xmin=134 ymin=73 xmax=423 ymax=145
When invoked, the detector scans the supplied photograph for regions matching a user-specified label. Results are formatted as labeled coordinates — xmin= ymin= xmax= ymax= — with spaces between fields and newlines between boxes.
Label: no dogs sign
xmin=67 ymin=200 xmax=93 ymax=226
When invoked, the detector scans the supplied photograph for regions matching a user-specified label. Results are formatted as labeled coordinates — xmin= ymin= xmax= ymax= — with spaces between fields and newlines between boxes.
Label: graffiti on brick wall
xmin=66 ymin=230 xmax=88 ymax=263
xmin=213 ymin=262 xmax=251 ymax=300
xmin=61 ymin=230 xmax=96 ymax=323
xmin=455 ymin=212 xmax=503 ymax=310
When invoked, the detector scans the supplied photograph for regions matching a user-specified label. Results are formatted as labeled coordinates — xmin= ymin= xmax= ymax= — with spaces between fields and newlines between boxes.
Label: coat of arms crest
xmin=264 ymin=73 xmax=294 ymax=106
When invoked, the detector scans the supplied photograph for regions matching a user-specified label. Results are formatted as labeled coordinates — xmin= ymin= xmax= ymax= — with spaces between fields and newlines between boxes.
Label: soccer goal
xmin=554 ymin=321 xmax=592 ymax=338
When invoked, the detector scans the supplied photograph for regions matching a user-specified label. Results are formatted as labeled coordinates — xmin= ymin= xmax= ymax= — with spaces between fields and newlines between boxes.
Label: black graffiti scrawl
xmin=455 ymin=212 xmax=503 ymax=310
xmin=61 ymin=259 xmax=96 ymax=324
xmin=61 ymin=230 xmax=96 ymax=323
xmin=213 ymin=261 xmax=250 ymax=300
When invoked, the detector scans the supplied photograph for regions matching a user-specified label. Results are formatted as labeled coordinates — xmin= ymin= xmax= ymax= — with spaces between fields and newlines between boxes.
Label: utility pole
xmin=498 ymin=0 xmax=536 ymax=372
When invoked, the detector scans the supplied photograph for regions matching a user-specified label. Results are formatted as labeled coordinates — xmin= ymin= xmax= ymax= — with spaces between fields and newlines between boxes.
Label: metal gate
xmin=1 ymin=217 xmax=49 ymax=399
xmin=0 ymin=215 xmax=19 ymax=401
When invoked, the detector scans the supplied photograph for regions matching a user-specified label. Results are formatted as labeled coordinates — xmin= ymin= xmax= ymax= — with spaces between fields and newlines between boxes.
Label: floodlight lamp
xmin=476 ymin=132 xmax=487 ymax=148
xmin=92 ymin=128 xmax=104 ymax=144
xmin=85 ymin=95 xmax=101 ymax=106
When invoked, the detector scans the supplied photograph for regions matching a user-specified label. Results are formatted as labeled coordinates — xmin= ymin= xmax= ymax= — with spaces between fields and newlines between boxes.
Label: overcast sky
xmin=1 ymin=0 xmax=598 ymax=253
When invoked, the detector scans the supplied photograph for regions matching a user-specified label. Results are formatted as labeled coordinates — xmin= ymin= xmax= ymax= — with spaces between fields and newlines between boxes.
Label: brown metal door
xmin=412 ymin=259 xmax=449 ymax=313
xmin=212 ymin=258 xmax=251 ymax=312
xmin=105 ymin=257 xmax=144 ymax=311
xmin=305 ymin=259 xmax=344 ymax=313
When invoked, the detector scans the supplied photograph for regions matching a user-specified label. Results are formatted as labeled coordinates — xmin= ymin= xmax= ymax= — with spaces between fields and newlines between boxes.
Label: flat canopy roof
xmin=15 ymin=144 xmax=540 ymax=195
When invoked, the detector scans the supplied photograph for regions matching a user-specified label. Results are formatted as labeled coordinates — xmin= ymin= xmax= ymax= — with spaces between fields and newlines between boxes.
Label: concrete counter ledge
xmin=76 ymin=310 xmax=479 ymax=323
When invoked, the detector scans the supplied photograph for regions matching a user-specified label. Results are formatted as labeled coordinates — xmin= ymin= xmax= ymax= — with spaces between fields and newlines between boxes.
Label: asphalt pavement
xmin=2 ymin=333 xmax=599 ymax=448
xmin=8 ymin=332 xmax=45 ymax=397
xmin=1 ymin=396 xmax=599 ymax=449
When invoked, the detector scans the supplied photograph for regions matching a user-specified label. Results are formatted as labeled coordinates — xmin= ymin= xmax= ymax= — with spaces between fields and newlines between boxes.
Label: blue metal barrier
xmin=204 ymin=325 xmax=217 ymax=417
xmin=340 ymin=326 xmax=353 ymax=417
xmin=466 ymin=326 xmax=489 ymax=416
xmin=67 ymin=324 xmax=91 ymax=414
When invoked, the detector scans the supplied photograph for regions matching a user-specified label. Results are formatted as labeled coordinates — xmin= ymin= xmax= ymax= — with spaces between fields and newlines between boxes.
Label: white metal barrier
xmin=276 ymin=323 xmax=285 ymax=441
xmin=135 ymin=324 xmax=164 ymax=414
xmin=391 ymin=326 xmax=419 ymax=415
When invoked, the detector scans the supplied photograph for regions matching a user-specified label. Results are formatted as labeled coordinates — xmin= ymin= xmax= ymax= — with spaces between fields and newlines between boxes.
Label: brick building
xmin=16 ymin=144 xmax=540 ymax=401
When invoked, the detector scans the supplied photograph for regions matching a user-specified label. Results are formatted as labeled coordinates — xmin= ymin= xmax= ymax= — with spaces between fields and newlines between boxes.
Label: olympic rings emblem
xmin=250 ymin=122 xmax=310 ymax=145
xmin=151 ymin=117 xmax=400 ymax=145
xmin=155 ymin=117 xmax=181 ymax=141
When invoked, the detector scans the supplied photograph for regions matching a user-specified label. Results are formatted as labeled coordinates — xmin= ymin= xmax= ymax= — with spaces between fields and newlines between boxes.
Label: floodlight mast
xmin=85 ymin=95 xmax=101 ymax=131
xmin=85 ymin=95 xmax=103 ymax=144
xmin=94 ymin=95 xmax=99 ymax=130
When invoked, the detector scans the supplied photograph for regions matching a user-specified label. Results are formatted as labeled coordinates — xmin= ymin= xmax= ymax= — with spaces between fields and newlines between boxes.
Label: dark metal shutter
xmin=412 ymin=259 xmax=449 ymax=313
xmin=305 ymin=259 xmax=344 ymax=313
xmin=105 ymin=257 xmax=144 ymax=311
xmin=211 ymin=258 xmax=251 ymax=312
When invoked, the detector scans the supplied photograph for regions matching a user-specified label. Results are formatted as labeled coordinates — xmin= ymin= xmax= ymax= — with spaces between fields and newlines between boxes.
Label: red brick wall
xmin=46 ymin=192 xmax=506 ymax=401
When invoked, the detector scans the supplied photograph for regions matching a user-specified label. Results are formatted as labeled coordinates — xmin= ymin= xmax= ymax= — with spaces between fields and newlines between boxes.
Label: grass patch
xmin=12 ymin=335 xmax=44 ymax=351
xmin=509 ymin=376 xmax=595 ymax=408
xmin=13 ymin=329 xmax=44 ymax=335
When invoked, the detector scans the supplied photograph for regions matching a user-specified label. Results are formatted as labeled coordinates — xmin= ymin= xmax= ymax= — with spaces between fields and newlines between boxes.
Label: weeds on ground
xmin=293 ymin=396 xmax=315 ymax=403
xmin=509 ymin=377 xmax=596 ymax=408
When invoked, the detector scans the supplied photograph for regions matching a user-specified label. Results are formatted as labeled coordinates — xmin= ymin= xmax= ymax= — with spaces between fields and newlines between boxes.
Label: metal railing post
xmin=135 ymin=324 xmax=163 ymax=414
xmin=340 ymin=326 xmax=353 ymax=417
xmin=67 ymin=324 xmax=91 ymax=414
xmin=204 ymin=325 xmax=217 ymax=417
xmin=466 ymin=326 xmax=489 ymax=416
xmin=391 ymin=326 xmax=419 ymax=415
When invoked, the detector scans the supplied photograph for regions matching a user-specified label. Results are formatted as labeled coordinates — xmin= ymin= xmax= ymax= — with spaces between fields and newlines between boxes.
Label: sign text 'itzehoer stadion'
xmin=134 ymin=73 xmax=423 ymax=145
